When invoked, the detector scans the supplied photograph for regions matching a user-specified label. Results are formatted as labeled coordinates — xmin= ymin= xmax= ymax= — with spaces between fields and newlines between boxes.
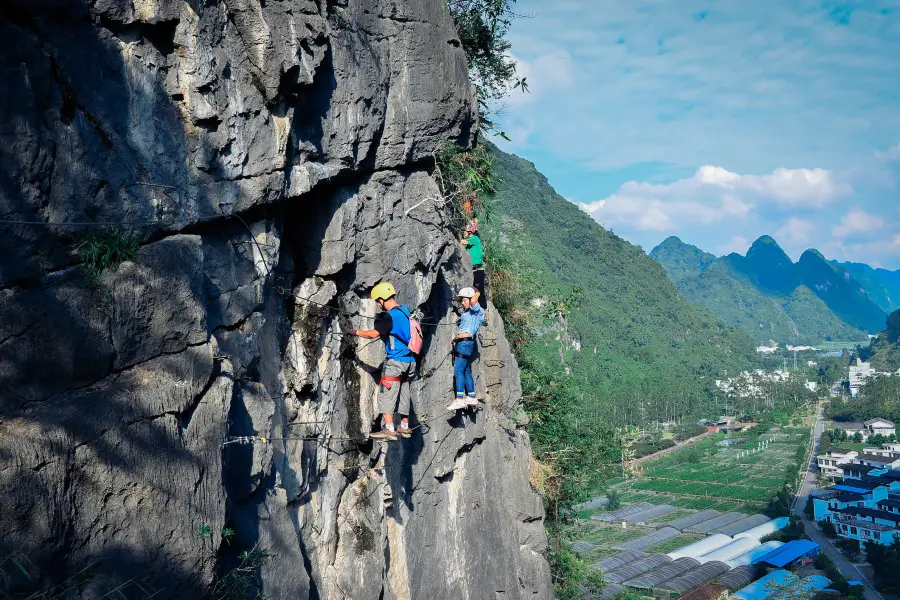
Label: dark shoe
xmin=396 ymin=426 xmax=413 ymax=438
xmin=370 ymin=428 xmax=399 ymax=440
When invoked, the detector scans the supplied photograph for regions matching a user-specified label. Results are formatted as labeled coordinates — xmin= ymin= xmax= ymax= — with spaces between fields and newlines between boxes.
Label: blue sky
xmin=495 ymin=0 xmax=900 ymax=268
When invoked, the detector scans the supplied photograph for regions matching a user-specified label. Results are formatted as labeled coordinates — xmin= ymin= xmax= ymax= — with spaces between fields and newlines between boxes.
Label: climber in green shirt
xmin=461 ymin=219 xmax=487 ymax=309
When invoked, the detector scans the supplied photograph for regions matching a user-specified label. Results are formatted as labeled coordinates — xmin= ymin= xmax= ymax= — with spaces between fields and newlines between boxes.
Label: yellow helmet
xmin=370 ymin=282 xmax=396 ymax=301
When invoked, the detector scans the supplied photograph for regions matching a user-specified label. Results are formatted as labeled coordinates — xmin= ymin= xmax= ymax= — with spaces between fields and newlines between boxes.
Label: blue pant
xmin=454 ymin=339 xmax=476 ymax=398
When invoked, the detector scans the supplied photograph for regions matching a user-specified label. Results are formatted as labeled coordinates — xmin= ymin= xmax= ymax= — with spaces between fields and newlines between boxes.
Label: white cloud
xmin=582 ymin=192 xmax=750 ymax=232
xmin=876 ymin=143 xmax=900 ymax=161
xmin=493 ymin=50 xmax=573 ymax=149
xmin=775 ymin=217 xmax=816 ymax=246
xmin=832 ymin=209 xmax=885 ymax=237
xmin=841 ymin=234 xmax=900 ymax=260
xmin=499 ymin=1 xmax=900 ymax=173
xmin=694 ymin=166 xmax=850 ymax=206
xmin=582 ymin=165 xmax=845 ymax=233
xmin=581 ymin=196 xmax=673 ymax=231
xmin=717 ymin=236 xmax=750 ymax=255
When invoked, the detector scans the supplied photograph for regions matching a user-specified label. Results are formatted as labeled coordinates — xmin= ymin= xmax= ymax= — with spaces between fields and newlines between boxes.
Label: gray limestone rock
xmin=0 ymin=0 xmax=549 ymax=598
xmin=107 ymin=235 xmax=208 ymax=369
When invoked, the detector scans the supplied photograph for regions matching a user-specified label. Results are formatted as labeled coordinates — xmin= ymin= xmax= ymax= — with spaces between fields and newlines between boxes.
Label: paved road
xmin=793 ymin=405 xmax=884 ymax=600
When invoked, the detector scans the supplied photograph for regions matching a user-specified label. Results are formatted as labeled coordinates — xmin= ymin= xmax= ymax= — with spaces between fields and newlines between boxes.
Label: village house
xmin=814 ymin=470 xmax=900 ymax=547
xmin=816 ymin=450 xmax=858 ymax=479
xmin=866 ymin=419 xmax=897 ymax=438
xmin=832 ymin=418 xmax=896 ymax=441
xmin=853 ymin=452 xmax=900 ymax=470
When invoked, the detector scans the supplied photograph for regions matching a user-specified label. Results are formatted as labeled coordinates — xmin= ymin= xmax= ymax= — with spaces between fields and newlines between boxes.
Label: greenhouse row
xmin=613 ymin=527 xmax=680 ymax=551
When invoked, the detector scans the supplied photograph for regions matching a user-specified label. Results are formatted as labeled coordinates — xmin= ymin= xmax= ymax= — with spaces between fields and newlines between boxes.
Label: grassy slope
xmin=488 ymin=144 xmax=755 ymax=423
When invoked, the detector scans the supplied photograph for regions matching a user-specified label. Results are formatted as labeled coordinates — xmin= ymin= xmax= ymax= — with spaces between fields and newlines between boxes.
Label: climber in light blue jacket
xmin=447 ymin=286 xmax=485 ymax=411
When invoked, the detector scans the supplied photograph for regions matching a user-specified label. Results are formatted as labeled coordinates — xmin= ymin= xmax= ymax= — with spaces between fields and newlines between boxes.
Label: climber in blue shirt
xmin=348 ymin=282 xmax=418 ymax=440
xmin=447 ymin=287 xmax=485 ymax=411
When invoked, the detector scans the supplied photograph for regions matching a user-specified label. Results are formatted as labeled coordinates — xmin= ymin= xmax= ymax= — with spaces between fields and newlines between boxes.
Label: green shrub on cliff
xmin=447 ymin=0 xmax=528 ymax=136
xmin=71 ymin=227 xmax=140 ymax=285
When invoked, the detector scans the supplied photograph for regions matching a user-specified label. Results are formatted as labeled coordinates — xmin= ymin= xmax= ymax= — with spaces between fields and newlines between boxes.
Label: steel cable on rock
xmin=3 ymin=206 xmax=491 ymax=330
xmin=221 ymin=406 xmax=464 ymax=447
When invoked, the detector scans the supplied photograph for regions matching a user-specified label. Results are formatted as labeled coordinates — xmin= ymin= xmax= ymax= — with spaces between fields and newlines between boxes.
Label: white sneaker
xmin=465 ymin=397 xmax=480 ymax=407
xmin=446 ymin=399 xmax=467 ymax=411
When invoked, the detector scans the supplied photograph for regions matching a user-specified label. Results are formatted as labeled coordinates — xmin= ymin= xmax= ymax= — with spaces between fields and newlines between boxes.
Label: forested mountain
xmin=486 ymin=145 xmax=756 ymax=429
xmin=863 ymin=309 xmax=900 ymax=372
xmin=650 ymin=236 xmax=888 ymax=344
xmin=651 ymin=236 xmax=716 ymax=280
xmin=794 ymin=249 xmax=886 ymax=332
xmin=830 ymin=260 xmax=900 ymax=314
xmin=730 ymin=235 xmax=799 ymax=296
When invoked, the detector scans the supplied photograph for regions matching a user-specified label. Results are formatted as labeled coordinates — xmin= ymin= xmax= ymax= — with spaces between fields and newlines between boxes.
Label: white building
xmin=833 ymin=419 xmax=896 ymax=441
xmin=866 ymin=419 xmax=897 ymax=438
xmin=817 ymin=450 xmax=859 ymax=478
xmin=863 ymin=447 xmax=897 ymax=458
xmin=850 ymin=359 xmax=875 ymax=397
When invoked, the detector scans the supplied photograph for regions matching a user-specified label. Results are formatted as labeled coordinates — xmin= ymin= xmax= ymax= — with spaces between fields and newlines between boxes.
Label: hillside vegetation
xmin=863 ymin=309 xmax=900 ymax=372
xmin=650 ymin=236 xmax=886 ymax=344
xmin=486 ymin=144 xmax=755 ymax=434
xmin=482 ymin=143 xmax=759 ymax=598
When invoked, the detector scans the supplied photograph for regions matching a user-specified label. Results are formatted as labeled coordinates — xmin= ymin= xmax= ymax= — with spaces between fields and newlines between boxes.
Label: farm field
xmin=817 ymin=340 xmax=870 ymax=351
xmin=568 ymin=423 xmax=813 ymax=566
xmin=614 ymin=427 xmax=810 ymax=508
xmin=566 ymin=522 xmax=648 ymax=546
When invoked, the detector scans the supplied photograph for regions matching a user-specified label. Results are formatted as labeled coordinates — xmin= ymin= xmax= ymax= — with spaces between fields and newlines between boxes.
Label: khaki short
xmin=377 ymin=359 xmax=415 ymax=415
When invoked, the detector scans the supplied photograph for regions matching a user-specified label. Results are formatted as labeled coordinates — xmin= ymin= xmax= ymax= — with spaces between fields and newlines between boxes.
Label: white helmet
xmin=457 ymin=287 xmax=477 ymax=299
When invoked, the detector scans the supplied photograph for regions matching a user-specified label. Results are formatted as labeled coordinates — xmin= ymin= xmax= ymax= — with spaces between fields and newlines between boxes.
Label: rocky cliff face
xmin=0 ymin=1 xmax=550 ymax=598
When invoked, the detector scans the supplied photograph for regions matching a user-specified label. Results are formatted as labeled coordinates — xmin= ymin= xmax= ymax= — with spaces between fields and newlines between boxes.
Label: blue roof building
xmin=752 ymin=540 xmax=819 ymax=569
xmin=832 ymin=506 xmax=900 ymax=546
xmin=833 ymin=480 xmax=886 ymax=494
xmin=802 ymin=575 xmax=832 ymax=594
xmin=813 ymin=477 xmax=889 ymax=527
